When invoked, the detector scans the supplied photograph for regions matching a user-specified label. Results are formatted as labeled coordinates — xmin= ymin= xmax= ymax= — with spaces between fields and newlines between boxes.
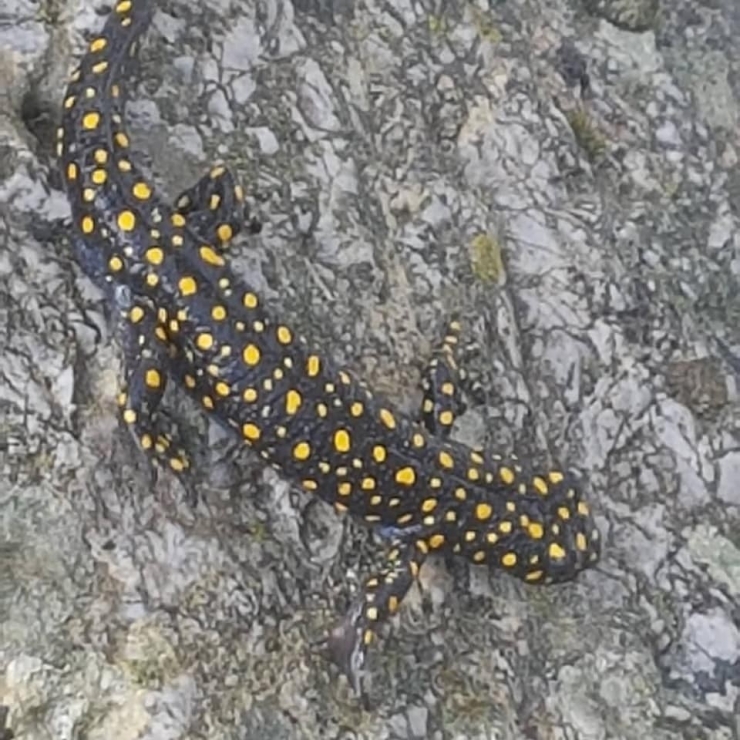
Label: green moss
xmin=427 ymin=15 xmax=449 ymax=35
xmin=470 ymin=6 xmax=503 ymax=43
xmin=566 ymin=106 xmax=607 ymax=161
xmin=470 ymin=232 xmax=505 ymax=284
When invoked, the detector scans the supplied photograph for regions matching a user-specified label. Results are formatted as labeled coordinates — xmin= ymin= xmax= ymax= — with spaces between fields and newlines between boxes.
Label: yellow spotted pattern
xmin=58 ymin=0 xmax=601 ymax=687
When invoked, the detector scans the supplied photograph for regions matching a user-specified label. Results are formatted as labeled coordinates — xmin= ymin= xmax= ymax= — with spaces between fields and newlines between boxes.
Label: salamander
xmin=57 ymin=0 xmax=601 ymax=698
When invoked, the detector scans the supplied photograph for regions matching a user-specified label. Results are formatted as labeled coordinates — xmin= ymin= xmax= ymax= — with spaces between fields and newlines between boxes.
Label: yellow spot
xmin=372 ymin=445 xmax=386 ymax=463
xmin=395 ymin=466 xmax=416 ymax=486
xmin=115 ymin=0 xmax=132 ymax=13
xmin=170 ymin=457 xmax=186 ymax=473
xmin=350 ymin=402 xmax=363 ymax=417
xmin=334 ymin=429 xmax=351 ymax=453
xmin=114 ymin=131 xmax=129 ymax=148
xmin=145 ymin=369 xmax=161 ymax=388
xmin=549 ymin=471 xmax=564 ymax=484
xmin=306 ymin=355 xmax=321 ymax=377
xmin=80 ymin=215 xmax=95 ymax=234
xmin=210 ymin=165 xmax=225 ymax=178
xmin=525 ymin=570 xmax=544 ymax=582
xmin=129 ymin=306 xmax=144 ymax=323
xmin=217 ymin=223 xmax=233 ymax=242
xmin=439 ymin=410 xmax=454 ymax=425
xmin=533 ymin=476 xmax=549 ymax=495
xmin=172 ymin=235 xmax=183 ymax=247
xmin=146 ymin=273 xmax=159 ymax=288
xmin=202 ymin=396 xmax=214 ymax=410
xmin=117 ymin=159 xmax=132 ymax=172
xmin=90 ymin=37 xmax=107 ymax=52
xmin=486 ymin=532 xmax=498 ymax=544
xmin=361 ymin=477 xmax=376 ymax=491
xmin=467 ymin=467 xmax=480 ymax=481
xmin=388 ymin=595 xmax=399 ymax=614
xmin=293 ymin=442 xmax=311 ymax=460
xmin=242 ymin=344 xmax=261 ymax=365
xmin=209 ymin=194 xmax=220 ymax=210
xmin=337 ymin=482 xmax=351 ymax=497
xmin=122 ymin=409 xmax=136 ymax=424
xmin=117 ymin=210 xmax=135 ymax=231
xmin=528 ymin=522 xmax=544 ymax=540
xmin=363 ymin=630 xmax=375 ymax=646
xmin=577 ymin=501 xmax=590 ymax=516
xmin=193 ymin=332 xmax=213 ymax=351
xmin=549 ymin=543 xmax=566 ymax=560
xmin=133 ymin=182 xmax=152 ymax=200
xmin=82 ymin=188 xmax=95 ymax=202
xmin=94 ymin=149 xmax=108 ymax=164
xmin=576 ymin=533 xmax=588 ymax=552
xmin=171 ymin=213 xmax=186 ymax=227
xmin=454 ymin=487 xmax=467 ymax=501
xmin=140 ymin=434 xmax=152 ymax=449
xmin=243 ymin=292 xmax=258 ymax=309
xmin=285 ymin=390 xmax=302 ymax=414
xmin=438 ymin=451 xmax=454 ymax=469
xmin=316 ymin=402 xmax=328 ymax=418
xmin=558 ymin=507 xmax=570 ymax=520
xmin=66 ymin=162 xmax=78 ymax=181
xmin=412 ymin=433 xmax=425 ymax=448
xmin=215 ymin=382 xmax=230 ymax=397
xmin=178 ymin=276 xmax=197 ymax=296
xmin=475 ymin=503 xmax=492 ymax=520
xmin=473 ymin=551 xmax=486 ymax=563
xmin=200 ymin=245 xmax=225 ymax=266
xmin=184 ymin=375 xmax=196 ymax=389
xmin=500 ymin=467 xmax=515 ymax=484
xmin=380 ymin=409 xmax=396 ymax=429
xmin=501 ymin=552 xmax=517 ymax=567
xmin=91 ymin=60 xmax=108 ymax=75
xmin=108 ymin=256 xmax=123 ymax=272
xmin=276 ymin=325 xmax=292 ymax=345
xmin=421 ymin=498 xmax=437 ymax=513
xmin=91 ymin=168 xmax=107 ymax=185
xmin=110 ymin=84 xmax=120 ymax=98
xmin=243 ymin=388 xmax=257 ymax=402
xmin=145 ymin=247 xmax=164 ymax=265
xmin=82 ymin=112 xmax=101 ymax=130
xmin=210 ymin=305 xmax=227 ymax=321
xmin=242 ymin=423 xmax=260 ymax=441
xmin=428 ymin=533 xmax=445 ymax=549
xmin=499 ymin=521 xmax=512 ymax=534
xmin=506 ymin=501 xmax=516 ymax=512
xmin=397 ymin=513 xmax=413 ymax=525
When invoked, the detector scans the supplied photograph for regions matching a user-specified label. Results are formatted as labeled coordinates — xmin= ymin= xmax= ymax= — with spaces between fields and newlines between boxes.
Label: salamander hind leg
xmin=325 ymin=538 xmax=427 ymax=703
xmin=173 ymin=164 xmax=254 ymax=250
xmin=420 ymin=318 xmax=467 ymax=436
xmin=114 ymin=287 xmax=193 ymax=491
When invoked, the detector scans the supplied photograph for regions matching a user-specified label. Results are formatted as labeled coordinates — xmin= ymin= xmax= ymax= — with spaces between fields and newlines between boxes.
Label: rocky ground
xmin=1 ymin=0 xmax=739 ymax=738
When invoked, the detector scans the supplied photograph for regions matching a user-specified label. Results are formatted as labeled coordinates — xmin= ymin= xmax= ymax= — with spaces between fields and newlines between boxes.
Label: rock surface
xmin=1 ymin=0 xmax=739 ymax=737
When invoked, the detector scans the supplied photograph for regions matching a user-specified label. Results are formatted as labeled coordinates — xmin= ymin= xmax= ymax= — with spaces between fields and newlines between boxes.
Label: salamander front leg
xmin=419 ymin=319 xmax=467 ymax=436
xmin=114 ymin=289 xmax=193 ymax=492
xmin=173 ymin=163 xmax=257 ymax=250
xmin=326 ymin=538 xmax=428 ymax=703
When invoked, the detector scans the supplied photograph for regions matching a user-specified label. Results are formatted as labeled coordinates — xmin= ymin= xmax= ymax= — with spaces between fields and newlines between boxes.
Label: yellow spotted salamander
xmin=58 ymin=0 xmax=601 ymax=696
